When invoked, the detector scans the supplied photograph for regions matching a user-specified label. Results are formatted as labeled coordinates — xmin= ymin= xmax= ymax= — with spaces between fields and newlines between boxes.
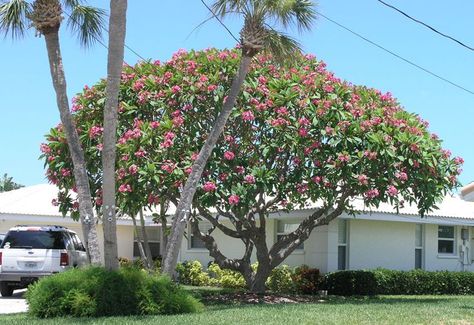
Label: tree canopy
xmin=0 ymin=173 xmax=24 ymax=192
xmin=41 ymin=48 xmax=462 ymax=288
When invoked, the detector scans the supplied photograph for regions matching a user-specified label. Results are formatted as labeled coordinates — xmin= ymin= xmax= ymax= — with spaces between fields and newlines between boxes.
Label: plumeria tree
xmin=42 ymin=48 xmax=462 ymax=292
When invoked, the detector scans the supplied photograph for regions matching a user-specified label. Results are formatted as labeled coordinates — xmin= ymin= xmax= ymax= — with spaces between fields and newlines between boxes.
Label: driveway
xmin=0 ymin=289 xmax=28 ymax=314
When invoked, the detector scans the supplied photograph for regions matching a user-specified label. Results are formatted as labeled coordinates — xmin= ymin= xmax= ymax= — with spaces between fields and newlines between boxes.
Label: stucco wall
xmin=344 ymin=219 xmax=415 ymax=271
xmin=178 ymin=217 xmax=331 ymax=271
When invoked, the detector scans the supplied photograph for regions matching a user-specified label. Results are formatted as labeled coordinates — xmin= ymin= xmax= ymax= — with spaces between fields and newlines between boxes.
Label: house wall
xmin=329 ymin=219 xmax=474 ymax=272
xmin=178 ymin=216 xmax=331 ymax=272
xmin=344 ymin=219 xmax=415 ymax=271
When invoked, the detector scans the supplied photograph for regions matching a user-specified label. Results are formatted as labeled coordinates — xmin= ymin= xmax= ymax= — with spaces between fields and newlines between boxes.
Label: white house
xmin=1 ymin=184 xmax=474 ymax=273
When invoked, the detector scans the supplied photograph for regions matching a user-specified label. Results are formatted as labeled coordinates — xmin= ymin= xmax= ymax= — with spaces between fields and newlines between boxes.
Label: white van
xmin=0 ymin=225 xmax=88 ymax=297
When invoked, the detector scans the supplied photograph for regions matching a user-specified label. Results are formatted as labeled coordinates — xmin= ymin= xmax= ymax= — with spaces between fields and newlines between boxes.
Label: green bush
xmin=266 ymin=265 xmax=295 ymax=293
xmin=176 ymin=261 xmax=213 ymax=286
xmin=323 ymin=270 xmax=378 ymax=296
xmin=26 ymin=267 xmax=203 ymax=318
xmin=208 ymin=263 xmax=246 ymax=289
xmin=293 ymin=265 xmax=322 ymax=294
xmin=323 ymin=269 xmax=474 ymax=296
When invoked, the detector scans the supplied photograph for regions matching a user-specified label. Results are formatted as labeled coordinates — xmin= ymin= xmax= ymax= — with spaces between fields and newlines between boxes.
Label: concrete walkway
xmin=0 ymin=289 xmax=28 ymax=314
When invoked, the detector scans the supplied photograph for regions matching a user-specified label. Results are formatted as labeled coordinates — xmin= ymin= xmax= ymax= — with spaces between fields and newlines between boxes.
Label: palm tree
xmin=162 ymin=0 xmax=316 ymax=276
xmin=102 ymin=0 xmax=127 ymax=271
xmin=0 ymin=0 xmax=105 ymax=264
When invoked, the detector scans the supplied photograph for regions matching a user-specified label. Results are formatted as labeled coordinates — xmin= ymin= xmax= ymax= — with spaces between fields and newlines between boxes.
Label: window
xmin=438 ymin=225 xmax=455 ymax=254
xmin=338 ymin=219 xmax=348 ymax=270
xmin=415 ymin=224 xmax=423 ymax=269
xmin=133 ymin=227 xmax=160 ymax=259
xmin=276 ymin=220 xmax=303 ymax=250
xmin=189 ymin=222 xmax=212 ymax=249
xmin=1 ymin=231 xmax=66 ymax=249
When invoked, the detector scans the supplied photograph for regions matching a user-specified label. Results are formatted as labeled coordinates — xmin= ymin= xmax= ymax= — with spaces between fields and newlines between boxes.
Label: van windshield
xmin=0 ymin=231 xmax=66 ymax=249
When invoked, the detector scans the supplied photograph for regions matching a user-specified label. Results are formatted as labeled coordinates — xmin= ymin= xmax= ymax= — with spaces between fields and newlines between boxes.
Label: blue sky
xmin=1 ymin=0 xmax=473 ymax=188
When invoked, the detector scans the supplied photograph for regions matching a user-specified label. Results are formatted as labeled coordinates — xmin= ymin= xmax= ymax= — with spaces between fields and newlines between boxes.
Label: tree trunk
xmin=102 ymin=0 xmax=128 ymax=271
xmin=159 ymin=216 xmax=168 ymax=260
xmin=131 ymin=213 xmax=147 ymax=266
xmin=139 ymin=209 xmax=153 ymax=269
xmin=162 ymin=55 xmax=253 ymax=276
xmin=43 ymin=29 xmax=101 ymax=265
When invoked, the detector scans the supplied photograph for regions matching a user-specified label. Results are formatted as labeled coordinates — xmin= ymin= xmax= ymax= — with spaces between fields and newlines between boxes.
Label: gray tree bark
xmin=43 ymin=29 xmax=101 ymax=264
xmin=162 ymin=55 xmax=253 ymax=276
xmin=139 ymin=209 xmax=153 ymax=269
xmin=102 ymin=0 xmax=128 ymax=271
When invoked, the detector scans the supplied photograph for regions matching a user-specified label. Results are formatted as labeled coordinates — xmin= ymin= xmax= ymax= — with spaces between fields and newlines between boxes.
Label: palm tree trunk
xmin=43 ymin=29 xmax=101 ymax=264
xmin=162 ymin=55 xmax=253 ymax=276
xmin=102 ymin=0 xmax=128 ymax=271
xmin=139 ymin=209 xmax=153 ymax=269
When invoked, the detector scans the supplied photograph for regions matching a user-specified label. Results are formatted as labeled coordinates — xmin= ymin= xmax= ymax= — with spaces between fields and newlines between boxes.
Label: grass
xmin=3 ymin=294 xmax=474 ymax=324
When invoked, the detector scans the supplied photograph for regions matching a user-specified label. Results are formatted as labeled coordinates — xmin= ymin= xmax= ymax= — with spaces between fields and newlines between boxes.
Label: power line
xmin=377 ymin=0 xmax=474 ymax=52
xmin=199 ymin=0 xmax=240 ymax=44
xmin=316 ymin=11 xmax=474 ymax=96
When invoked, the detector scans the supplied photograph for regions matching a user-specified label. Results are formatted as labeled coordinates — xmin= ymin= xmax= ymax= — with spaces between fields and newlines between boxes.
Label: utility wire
xmin=316 ymin=11 xmax=474 ymax=96
xmin=377 ymin=0 xmax=474 ymax=52
xmin=199 ymin=0 xmax=240 ymax=44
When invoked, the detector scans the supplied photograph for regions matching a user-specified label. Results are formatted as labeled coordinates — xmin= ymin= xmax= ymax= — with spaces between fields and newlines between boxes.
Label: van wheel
xmin=0 ymin=282 xmax=13 ymax=297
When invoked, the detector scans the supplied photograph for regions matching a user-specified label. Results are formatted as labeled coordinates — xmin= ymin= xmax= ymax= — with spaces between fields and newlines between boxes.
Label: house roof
xmin=0 ymin=184 xmax=64 ymax=217
xmin=1 ymin=184 xmax=474 ymax=222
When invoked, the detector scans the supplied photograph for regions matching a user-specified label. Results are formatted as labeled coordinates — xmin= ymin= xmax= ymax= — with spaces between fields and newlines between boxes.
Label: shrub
xmin=323 ymin=270 xmax=378 ymax=296
xmin=266 ymin=265 xmax=295 ymax=293
xmin=208 ymin=263 xmax=246 ymax=289
xmin=26 ymin=267 xmax=203 ymax=318
xmin=176 ymin=261 xmax=212 ymax=286
xmin=293 ymin=265 xmax=322 ymax=295
xmin=323 ymin=269 xmax=474 ymax=296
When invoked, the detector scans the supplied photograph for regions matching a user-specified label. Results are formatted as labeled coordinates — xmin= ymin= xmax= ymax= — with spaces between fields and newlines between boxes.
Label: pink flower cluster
xmin=119 ymin=128 xmax=141 ymax=144
xmin=203 ymin=182 xmax=217 ymax=192
xmin=395 ymin=171 xmax=408 ymax=182
xmin=160 ymin=131 xmax=176 ymax=148
xmin=224 ymin=151 xmax=235 ymax=160
xmin=89 ymin=126 xmax=103 ymax=139
xmin=228 ymin=194 xmax=240 ymax=205
xmin=40 ymin=143 xmax=51 ymax=154
xmin=118 ymin=184 xmax=132 ymax=193
xmin=242 ymin=111 xmax=255 ymax=121
xmin=387 ymin=185 xmax=398 ymax=197
xmin=357 ymin=174 xmax=368 ymax=185
xmin=244 ymin=175 xmax=255 ymax=184
xmin=364 ymin=189 xmax=379 ymax=199
xmin=161 ymin=161 xmax=175 ymax=173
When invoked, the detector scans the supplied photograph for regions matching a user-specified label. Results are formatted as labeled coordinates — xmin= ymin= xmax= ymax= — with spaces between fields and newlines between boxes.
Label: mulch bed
xmin=201 ymin=292 xmax=327 ymax=305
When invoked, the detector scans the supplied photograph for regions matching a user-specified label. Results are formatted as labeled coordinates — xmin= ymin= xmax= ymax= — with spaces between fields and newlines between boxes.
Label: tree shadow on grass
xmin=198 ymin=294 xmax=460 ymax=312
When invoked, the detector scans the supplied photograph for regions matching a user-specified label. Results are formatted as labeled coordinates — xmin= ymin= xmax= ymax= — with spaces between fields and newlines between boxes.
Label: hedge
xmin=323 ymin=269 xmax=474 ymax=296
xmin=26 ymin=267 xmax=203 ymax=318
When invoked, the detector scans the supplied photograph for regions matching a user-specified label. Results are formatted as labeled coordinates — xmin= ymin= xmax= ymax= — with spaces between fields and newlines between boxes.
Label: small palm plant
xmin=163 ymin=0 xmax=316 ymax=284
xmin=0 ymin=0 xmax=105 ymax=264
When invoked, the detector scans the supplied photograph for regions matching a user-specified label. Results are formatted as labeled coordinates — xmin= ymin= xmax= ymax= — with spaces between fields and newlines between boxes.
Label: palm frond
xmin=211 ymin=0 xmax=245 ymax=18
xmin=264 ymin=0 xmax=316 ymax=32
xmin=264 ymin=28 xmax=301 ymax=64
xmin=0 ymin=0 xmax=31 ymax=39
xmin=66 ymin=4 xmax=105 ymax=48
xmin=62 ymin=0 xmax=84 ymax=11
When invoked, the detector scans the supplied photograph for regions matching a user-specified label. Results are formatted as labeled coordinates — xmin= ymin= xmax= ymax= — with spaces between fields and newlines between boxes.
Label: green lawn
xmin=3 ymin=295 xmax=474 ymax=325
